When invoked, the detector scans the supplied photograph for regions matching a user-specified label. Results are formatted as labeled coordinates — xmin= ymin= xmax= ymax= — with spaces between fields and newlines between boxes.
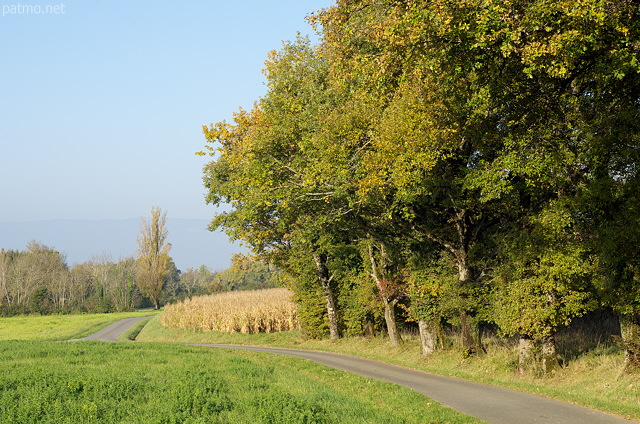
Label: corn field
xmin=160 ymin=288 xmax=299 ymax=334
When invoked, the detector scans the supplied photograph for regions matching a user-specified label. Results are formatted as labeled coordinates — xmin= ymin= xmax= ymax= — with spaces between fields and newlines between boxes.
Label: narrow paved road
xmin=78 ymin=316 xmax=152 ymax=342
xmin=199 ymin=344 xmax=634 ymax=424
xmin=82 ymin=318 xmax=635 ymax=424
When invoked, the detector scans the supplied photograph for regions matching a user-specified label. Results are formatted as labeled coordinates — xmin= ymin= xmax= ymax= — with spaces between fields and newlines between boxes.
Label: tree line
xmin=199 ymin=0 xmax=640 ymax=373
xmin=0 ymin=209 xmax=279 ymax=315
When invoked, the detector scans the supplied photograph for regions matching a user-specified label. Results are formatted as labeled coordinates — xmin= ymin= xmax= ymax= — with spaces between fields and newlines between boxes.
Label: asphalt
xmin=79 ymin=318 xmax=636 ymax=424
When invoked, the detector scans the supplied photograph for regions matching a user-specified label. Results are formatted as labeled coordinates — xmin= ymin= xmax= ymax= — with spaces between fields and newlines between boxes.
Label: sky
xmin=0 ymin=0 xmax=334 ymax=224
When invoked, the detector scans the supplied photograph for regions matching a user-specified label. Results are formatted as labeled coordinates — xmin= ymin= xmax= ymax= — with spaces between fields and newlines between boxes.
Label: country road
xmin=81 ymin=318 xmax=635 ymax=424
xmin=77 ymin=316 xmax=153 ymax=342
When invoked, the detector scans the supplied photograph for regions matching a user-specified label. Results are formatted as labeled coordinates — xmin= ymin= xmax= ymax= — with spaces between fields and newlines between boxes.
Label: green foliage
xmin=339 ymin=270 xmax=384 ymax=337
xmin=282 ymin=266 xmax=330 ymax=340
xmin=493 ymin=199 xmax=598 ymax=341
xmin=0 ymin=243 xmax=154 ymax=316
xmin=406 ymin=254 xmax=457 ymax=324
xmin=29 ymin=288 xmax=52 ymax=315
xmin=200 ymin=36 xmax=363 ymax=341
xmin=198 ymin=0 xmax=640 ymax=371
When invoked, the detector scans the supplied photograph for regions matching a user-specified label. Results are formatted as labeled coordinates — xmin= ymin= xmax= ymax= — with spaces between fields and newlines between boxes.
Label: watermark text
xmin=2 ymin=3 xmax=66 ymax=17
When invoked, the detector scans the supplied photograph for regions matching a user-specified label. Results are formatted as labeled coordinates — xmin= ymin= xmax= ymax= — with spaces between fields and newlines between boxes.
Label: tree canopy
xmin=201 ymin=0 xmax=640 ymax=373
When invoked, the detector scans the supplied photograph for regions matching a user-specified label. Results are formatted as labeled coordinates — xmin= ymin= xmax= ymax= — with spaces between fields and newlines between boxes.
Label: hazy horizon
xmin=0 ymin=217 xmax=247 ymax=272
xmin=1 ymin=1 xmax=331 ymax=270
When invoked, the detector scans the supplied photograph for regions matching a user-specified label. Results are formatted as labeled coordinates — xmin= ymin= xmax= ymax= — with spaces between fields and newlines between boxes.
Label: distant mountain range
xmin=0 ymin=218 xmax=247 ymax=272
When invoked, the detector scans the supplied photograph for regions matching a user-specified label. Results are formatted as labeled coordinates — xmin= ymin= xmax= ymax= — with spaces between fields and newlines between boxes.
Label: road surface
xmin=82 ymin=318 xmax=636 ymax=424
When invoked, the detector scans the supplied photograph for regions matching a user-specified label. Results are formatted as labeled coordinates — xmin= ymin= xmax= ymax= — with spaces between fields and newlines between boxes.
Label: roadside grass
xmin=117 ymin=316 xmax=155 ymax=342
xmin=138 ymin=316 xmax=640 ymax=423
xmin=0 ymin=340 xmax=482 ymax=423
xmin=0 ymin=311 xmax=160 ymax=341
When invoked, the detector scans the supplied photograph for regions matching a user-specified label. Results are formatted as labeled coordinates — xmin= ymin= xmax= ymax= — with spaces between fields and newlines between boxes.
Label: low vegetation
xmin=0 ymin=314 xmax=480 ymax=424
xmin=139 ymin=314 xmax=640 ymax=422
xmin=0 ymin=311 xmax=158 ymax=342
xmin=160 ymin=288 xmax=299 ymax=334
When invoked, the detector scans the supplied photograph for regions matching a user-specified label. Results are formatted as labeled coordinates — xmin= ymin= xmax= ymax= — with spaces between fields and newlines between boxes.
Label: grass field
xmin=0 ymin=314 xmax=481 ymax=423
xmin=138 ymin=316 xmax=640 ymax=423
xmin=0 ymin=311 xmax=159 ymax=342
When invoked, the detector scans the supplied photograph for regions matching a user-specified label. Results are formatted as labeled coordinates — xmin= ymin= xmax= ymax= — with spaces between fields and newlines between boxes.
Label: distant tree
xmin=136 ymin=207 xmax=172 ymax=310
xmin=69 ymin=261 xmax=94 ymax=312
xmin=108 ymin=257 xmax=140 ymax=311
xmin=213 ymin=253 xmax=281 ymax=292
xmin=0 ymin=249 xmax=20 ymax=313
xmin=0 ymin=242 xmax=69 ymax=315
xmin=23 ymin=241 xmax=68 ymax=314
xmin=87 ymin=253 xmax=115 ymax=313
xmin=162 ymin=257 xmax=181 ymax=301
xmin=179 ymin=265 xmax=215 ymax=298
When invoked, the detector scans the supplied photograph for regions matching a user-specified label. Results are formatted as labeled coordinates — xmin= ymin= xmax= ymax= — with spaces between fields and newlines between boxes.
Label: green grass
xmin=0 ymin=311 xmax=160 ymax=341
xmin=138 ymin=317 xmax=640 ymax=423
xmin=117 ymin=316 xmax=155 ymax=342
xmin=0 ymin=340 xmax=482 ymax=423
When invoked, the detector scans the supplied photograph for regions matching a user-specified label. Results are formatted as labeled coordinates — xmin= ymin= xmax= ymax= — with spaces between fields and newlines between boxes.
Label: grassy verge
xmin=117 ymin=316 xmax=155 ymax=342
xmin=138 ymin=316 xmax=640 ymax=423
xmin=0 ymin=310 xmax=161 ymax=341
xmin=0 ymin=340 xmax=482 ymax=423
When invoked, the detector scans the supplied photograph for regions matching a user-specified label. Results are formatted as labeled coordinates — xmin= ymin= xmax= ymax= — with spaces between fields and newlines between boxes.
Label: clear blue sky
xmin=0 ymin=0 xmax=333 ymax=223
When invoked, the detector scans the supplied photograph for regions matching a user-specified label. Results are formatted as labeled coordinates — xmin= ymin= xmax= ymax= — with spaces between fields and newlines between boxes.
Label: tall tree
xmin=201 ymin=37 xmax=356 ymax=340
xmin=136 ymin=207 xmax=171 ymax=310
xmin=316 ymin=0 xmax=640 ymax=364
xmin=316 ymin=0 xmax=508 ymax=354
xmin=476 ymin=0 xmax=640 ymax=372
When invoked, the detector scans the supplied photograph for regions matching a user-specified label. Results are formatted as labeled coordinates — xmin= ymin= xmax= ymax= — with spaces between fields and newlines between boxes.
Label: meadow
xmin=0 ymin=313 xmax=479 ymax=423
xmin=0 ymin=311 xmax=159 ymax=342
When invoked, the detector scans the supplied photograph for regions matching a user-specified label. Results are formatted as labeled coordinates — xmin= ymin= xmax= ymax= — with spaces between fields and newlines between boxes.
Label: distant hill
xmin=0 ymin=218 xmax=246 ymax=271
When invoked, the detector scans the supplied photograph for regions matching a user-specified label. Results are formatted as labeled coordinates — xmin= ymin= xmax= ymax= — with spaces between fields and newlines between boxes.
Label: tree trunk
xmin=518 ymin=334 xmax=535 ymax=375
xmin=368 ymin=242 xmax=402 ymax=346
xmin=619 ymin=313 xmax=640 ymax=372
xmin=383 ymin=296 xmax=402 ymax=347
xmin=362 ymin=321 xmax=374 ymax=338
xmin=541 ymin=333 xmax=561 ymax=374
xmin=418 ymin=318 xmax=439 ymax=357
xmin=459 ymin=309 xmax=479 ymax=355
xmin=312 ymin=251 xmax=340 ymax=341
xmin=457 ymin=255 xmax=481 ymax=356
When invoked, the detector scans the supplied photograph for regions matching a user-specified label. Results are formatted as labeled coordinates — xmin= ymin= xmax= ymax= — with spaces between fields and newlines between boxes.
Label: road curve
xmin=80 ymin=318 xmax=635 ymax=424
xmin=77 ymin=316 xmax=153 ymax=342
xmin=195 ymin=344 xmax=634 ymax=424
